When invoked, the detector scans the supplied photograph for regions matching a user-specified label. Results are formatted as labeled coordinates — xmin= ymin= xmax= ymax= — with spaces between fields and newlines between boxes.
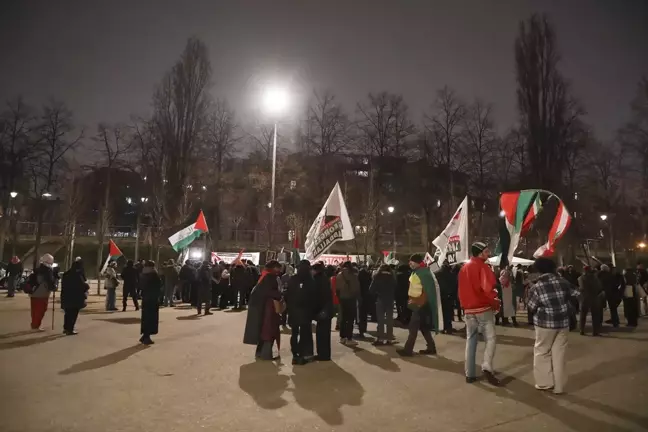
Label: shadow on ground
xmin=98 ymin=317 xmax=141 ymax=325
xmin=0 ymin=330 xmax=37 ymax=339
xmin=0 ymin=333 xmax=65 ymax=350
xmin=176 ymin=314 xmax=201 ymax=321
xmin=59 ymin=344 xmax=149 ymax=375
xmin=239 ymin=361 xmax=290 ymax=410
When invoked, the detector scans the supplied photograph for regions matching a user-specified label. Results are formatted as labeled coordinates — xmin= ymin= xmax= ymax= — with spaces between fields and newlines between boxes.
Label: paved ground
xmin=1 ymin=293 xmax=647 ymax=432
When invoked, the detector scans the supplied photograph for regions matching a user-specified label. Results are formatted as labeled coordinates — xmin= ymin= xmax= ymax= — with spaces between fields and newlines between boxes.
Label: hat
xmin=40 ymin=253 xmax=54 ymax=265
xmin=409 ymin=254 xmax=424 ymax=264
xmin=471 ymin=242 xmax=487 ymax=257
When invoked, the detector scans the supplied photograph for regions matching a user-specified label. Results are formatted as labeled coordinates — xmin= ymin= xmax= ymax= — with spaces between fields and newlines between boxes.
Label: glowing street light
xmin=387 ymin=206 xmax=395 ymax=213
xmin=42 ymin=192 xmax=52 ymax=198
xmin=9 ymin=191 xmax=18 ymax=199
xmin=639 ymin=242 xmax=646 ymax=249
xmin=125 ymin=197 xmax=132 ymax=205
xmin=600 ymin=214 xmax=608 ymax=221
xmin=499 ymin=210 xmax=506 ymax=218
xmin=262 ymin=85 xmax=290 ymax=250
xmin=140 ymin=197 xmax=148 ymax=203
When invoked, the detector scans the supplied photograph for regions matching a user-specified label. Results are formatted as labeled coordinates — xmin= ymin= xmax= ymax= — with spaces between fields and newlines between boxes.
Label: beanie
xmin=409 ymin=254 xmax=424 ymax=264
xmin=471 ymin=242 xmax=487 ymax=257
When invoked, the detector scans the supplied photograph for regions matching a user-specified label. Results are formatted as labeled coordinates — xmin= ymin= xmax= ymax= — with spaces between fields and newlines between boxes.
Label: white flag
xmin=305 ymin=182 xmax=354 ymax=261
xmin=432 ymin=196 xmax=469 ymax=265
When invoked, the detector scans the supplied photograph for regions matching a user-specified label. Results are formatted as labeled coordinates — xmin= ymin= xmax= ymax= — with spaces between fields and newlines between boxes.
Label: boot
xmin=511 ymin=317 xmax=519 ymax=327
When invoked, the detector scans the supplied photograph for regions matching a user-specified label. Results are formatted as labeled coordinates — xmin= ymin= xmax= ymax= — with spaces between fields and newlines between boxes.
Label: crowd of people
xmin=13 ymin=244 xmax=648 ymax=395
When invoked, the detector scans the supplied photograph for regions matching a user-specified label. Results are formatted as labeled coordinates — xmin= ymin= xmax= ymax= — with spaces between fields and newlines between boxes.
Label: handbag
xmin=273 ymin=299 xmax=286 ymax=315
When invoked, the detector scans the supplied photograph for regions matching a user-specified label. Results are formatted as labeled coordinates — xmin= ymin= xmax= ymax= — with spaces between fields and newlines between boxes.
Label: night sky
xmin=1 ymin=0 xmax=646 ymax=142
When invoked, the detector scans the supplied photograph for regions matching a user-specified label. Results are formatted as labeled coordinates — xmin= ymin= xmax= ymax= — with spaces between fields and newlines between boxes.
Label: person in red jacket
xmin=458 ymin=242 xmax=501 ymax=386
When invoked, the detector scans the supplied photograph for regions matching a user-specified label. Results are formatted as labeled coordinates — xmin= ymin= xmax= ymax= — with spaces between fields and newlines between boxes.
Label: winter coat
xmin=336 ymin=268 xmax=360 ymax=300
xmin=162 ymin=264 xmax=179 ymax=290
xmin=139 ymin=267 xmax=162 ymax=335
xmin=61 ymin=264 xmax=89 ymax=310
xmin=285 ymin=271 xmax=317 ymax=326
xmin=243 ymin=271 xmax=282 ymax=345
xmin=314 ymin=271 xmax=334 ymax=320
xmin=198 ymin=265 xmax=212 ymax=297
xmin=578 ymin=272 xmax=603 ymax=300
xmin=395 ymin=266 xmax=411 ymax=305
xmin=7 ymin=261 xmax=23 ymax=277
xmin=369 ymin=271 xmax=396 ymax=304
xmin=435 ymin=265 xmax=457 ymax=299
xmin=31 ymin=264 xmax=55 ymax=298
xmin=103 ymin=267 xmax=118 ymax=289
xmin=358 ymin=269 xmax=373 ymax=299
xmin=231 ymin=265 xmax=249 ymax=292
xmin=179 ymin=264 xmax=196 ymax=286
xmin=121 ymin=265 xmax=139 ymax=290
xmin=598 ymin=269 xmax=620 ymax=303
xmin=458 ymin=257 xmax=499 ymax=314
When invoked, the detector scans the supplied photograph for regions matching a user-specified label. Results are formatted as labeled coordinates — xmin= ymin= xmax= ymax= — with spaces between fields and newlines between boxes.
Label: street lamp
xmin=387 ymin=206 xmax=396 ymax=253
xmin=262 ymin=85 xmax=290 ymax=250
xmin=638 ymin=242 xmax=646 ymax=249
xmin=599 ymin=213 xmax=615 ymax=266
xmin=42 ymin=192 xmax=52 ymax=198
xmin=387 ymin=206 xmax=395 ymax=214
xmin=9 ymin=191 xmax=17 ymax=199
xmin=600 ymin=214 xmax=608 ymax=221
xmin=125 ymin=197 xmax=132 ymax=205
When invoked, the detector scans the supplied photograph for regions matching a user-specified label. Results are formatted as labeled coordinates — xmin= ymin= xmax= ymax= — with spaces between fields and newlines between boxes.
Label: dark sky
xmin=1 ymin=0 xmax=646 ymax=141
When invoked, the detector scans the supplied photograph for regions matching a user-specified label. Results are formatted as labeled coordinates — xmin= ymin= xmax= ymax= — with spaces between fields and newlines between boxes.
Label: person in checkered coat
xmin=527 ymin=258 xmax=579 ymax=395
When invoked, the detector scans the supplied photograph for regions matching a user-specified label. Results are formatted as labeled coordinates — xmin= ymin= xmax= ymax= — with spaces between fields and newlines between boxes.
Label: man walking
xmin=336 ymin=262 xmax=360 ymax=346
xmin=577 ymin=266 xmax=603 ymax=336
xmin=162 ymin=259 xmax=179 ymax=307
xmin=396 ymin=254 xmax=440 ymax=357
xmin=435 ymin=260 xmax=457 ymax=334
xmin=458 ymin=242 xmax=501 ymax=386
xmin=120 ymin=260 xmax=140 ymax=311
xmin=285 ymin=260 xmax=316 ymax=365
xmin=527 ymin=258 xmax=578 ymax=395
xmin=6 ymin=256 xmax=23 ymax=298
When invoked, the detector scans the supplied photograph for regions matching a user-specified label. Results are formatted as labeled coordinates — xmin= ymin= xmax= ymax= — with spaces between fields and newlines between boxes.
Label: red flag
xmin=232 ymin=248 xmax=245 ymax=266
xmin=293 ymin=233 xmax=300 ymax=249
xmin=108 ymin=240 xmax=123 ymax=258
xmin=195 ymin=210 xmax=209 ymax=232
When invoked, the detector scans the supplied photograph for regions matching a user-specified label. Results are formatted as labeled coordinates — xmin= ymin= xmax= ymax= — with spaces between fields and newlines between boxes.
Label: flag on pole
xmin=168 ymin=210 xmax=209 ymax=252
xmin=521 ymin=195 xmax=542 ymax=235
xmin=534 ymin=201 xmax=572 ymax=258
xmin=100 ymin=239 xmax=123 ymax=274
xmin=432 ymin=196 xmax=469 ymax=265
xmin=496 ymin=190 xmax=538 ymax=268
xmin=304 ymin=182 xmax=354 ymax=261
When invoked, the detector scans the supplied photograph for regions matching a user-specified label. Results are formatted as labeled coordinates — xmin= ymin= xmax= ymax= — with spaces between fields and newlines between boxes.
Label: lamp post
xmin=600 ymin=214 xmax=616 ymax=267
xmin=387 ymin=206 xmax=396 ymax=253
xmin=133 ymin=197 xmax=148 ymax=262
xmin=8 ymin=192 xmax=18 ymax=257
xmin=262 ymin=86 xmax=289 ymax=250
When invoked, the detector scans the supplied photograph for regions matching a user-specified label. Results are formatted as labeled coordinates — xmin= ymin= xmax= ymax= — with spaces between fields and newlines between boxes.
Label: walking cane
xmin=51 ymin=288 xmax=56 ymax=330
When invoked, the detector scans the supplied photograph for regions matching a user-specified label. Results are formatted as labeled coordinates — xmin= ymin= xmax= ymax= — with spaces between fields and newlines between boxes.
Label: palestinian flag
xmin=100 ymin=240 xmax=123 ymax=273
xmin=168 ymin=210 xmax=209 ymax=252
xmin=521 ymin=195 xmax=542 ymax=235
xmin=411 ymin=265 xmax=444 ymax=332
xmin=383 ymin=251 xmax=395 ymax=264
xmin=534 ymin=201 xmax=572 ymax=258
xmin=496 ymin=190 xmax=538 ymax=268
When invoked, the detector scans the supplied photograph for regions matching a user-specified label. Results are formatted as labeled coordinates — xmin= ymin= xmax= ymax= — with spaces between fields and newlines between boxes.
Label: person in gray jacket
xmin=336 ymin=262 xmax=360 ymax=346
xmin=369 ymin=265 xmax=397 ymax=345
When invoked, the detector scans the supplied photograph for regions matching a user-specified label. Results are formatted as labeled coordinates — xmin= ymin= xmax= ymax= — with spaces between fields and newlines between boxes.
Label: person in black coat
xmin=395 ymin=264 xmax=411 ymax=325
xmin=121 ymin=260 xmax=140 ymax=312
xmin=60 ymin=260 xmax=89 ymax=335
xmin=598 ymin=265 xmax=621 ymax=327
xmin=435 ymin=260 xmax=458 ymax=334
xmin=357 ymin=267 xmax=373 ymax=336
xmin=231 ymin=264 xmax=249 ymax=309
xmin=313 ymin=262 xmax=334 ymax=361
xmin=139 ymin=261 xmax=162 ymax=345
xmin=285 ymin=260 xmax=316 ymax=365
xmin=370 ymin=264 xmax=397 ymax=345
xmin=197 ymin=261 xmax=213 ymax=315
xmin=178 ymin=261 xmax=196 ymax=304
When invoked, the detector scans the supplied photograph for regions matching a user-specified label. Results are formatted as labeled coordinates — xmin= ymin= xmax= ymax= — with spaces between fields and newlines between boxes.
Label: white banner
xmin=211 ymin=252 xmax=261 ymax=265
xmin=432 ymin=196 xmax=469 ymax=265
xmin=299 ymin=253 xmax=361 ymax=266
xmin=304 ymin=182 xmax=355 ymax=261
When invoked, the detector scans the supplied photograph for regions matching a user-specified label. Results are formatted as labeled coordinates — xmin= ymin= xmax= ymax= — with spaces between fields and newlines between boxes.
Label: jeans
xmin=105 ymin=288 xmax=117 ymax=310
xmin=534 ymin=327 xmax=568 ymax=393
xmin=7 ymin=275 xmax=18 ymax=296
xmin=376 ymin=299 xmax=394 ymax=341
xmin=464 ymin=310 xmax=496 ymax=378
xmin=63 ymin=308 xmax=80 ymax=332
xmin=164 ymin=285 xmax=175 ymax=307
xmin=579 ymin=297 xmax=601 ymax=334
xmin=339 ymin=298 xmax=356 ymax=340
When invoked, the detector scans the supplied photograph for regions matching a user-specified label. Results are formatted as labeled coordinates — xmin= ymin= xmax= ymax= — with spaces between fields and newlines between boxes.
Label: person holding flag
xmin=103 ymin=262 xmax=119 ymax=311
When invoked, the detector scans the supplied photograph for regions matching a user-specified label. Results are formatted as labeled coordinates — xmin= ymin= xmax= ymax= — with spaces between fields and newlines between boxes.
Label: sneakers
xmin=64 ymin=330 xmax=78 ymax=336
xmin=483 ymin=370 xmax=501 ymax=386
xmin=396 ymin=349 xmax=414 ymax=357
xmin=418 ymin=348 xmax=437 ymax=355
xmin=345 ymin=339 xmax=358 ymax=347
xmin=465 ymin=376 xmax=478 ymax=384
xmin=372 ymin=340 xmax=386 ymax=346
xmin=339 ymin=338 xmax=348 ymax=345
xmin=292 ymin=357 xmax=307 ymax=366
xmin=139 ymin=336 xmax=155 ymax=345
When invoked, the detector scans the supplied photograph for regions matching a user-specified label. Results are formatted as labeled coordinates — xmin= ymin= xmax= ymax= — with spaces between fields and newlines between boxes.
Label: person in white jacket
xmin=104 ymin=262 xmax=119 ymax=311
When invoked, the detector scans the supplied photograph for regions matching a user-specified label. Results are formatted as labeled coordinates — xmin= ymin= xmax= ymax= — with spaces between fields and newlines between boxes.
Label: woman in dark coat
xmin=313 ymin=262 xmax=334 ymax=361
xmin=139 ymin=261 xmax=162 ymax=345
xmin=60 ymin=260 xmax=89 ymax=335
xmin=243 ymin=260 xmax=283 ymax=360
xmin=197 ymin=261 xmax=213 ymax=315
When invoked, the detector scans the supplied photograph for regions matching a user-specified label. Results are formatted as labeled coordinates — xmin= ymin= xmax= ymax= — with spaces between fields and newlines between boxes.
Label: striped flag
xmin=496 ymin=190 xmax=538 ymax=268
xmin=168 ymin=211 xmax=209 ymax=252
xmin=534 ymin=202 xmax=572 ymax=258
xmin=100 ymin=240 xmax=123 ymax=274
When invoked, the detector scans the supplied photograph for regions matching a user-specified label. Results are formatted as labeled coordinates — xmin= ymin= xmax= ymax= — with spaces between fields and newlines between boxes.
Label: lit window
xmin=357 ymin=170 xmax=369 ymax=177
xmin=290 ymin=180 xmax=297 ymax=190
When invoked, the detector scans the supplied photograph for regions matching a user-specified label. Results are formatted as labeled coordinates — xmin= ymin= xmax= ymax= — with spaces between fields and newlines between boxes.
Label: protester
xmin=285 ymin=260 xmax=316 ymax=365
xmin=139 ymin=261 xmax=162 ymax=345
xmin=357 ymin=266 xmax=373 ymax=337
xmin=396 ymin=254 xmax=439 ymax=357
xmin=395 ymin=264 xmax=411 ymax=325
xmin=120 ymin=260 xmax=140 ymax=311
xmin=60 ymin=259 xmax=89 ymax=335
xmin=313 ymin=262 xmax=333 ymax=361
xmin=280 ymin=264 xmax=294 ymax=329
xmin=370 ymin=264 xmax=396 ymax=345
xmin=243 ymin=260 xmax=283 ymax=360
xmin=458 ymin=242 xmax=501 ymax=386
xmin=29 ymin=254 xmax=56 ymax=331
xmin=622 ymin=269 xmax=639 ymax=327
xmin=435 ymin=260 xmax=457 ymax=334
xmin=231 ymin=262 xmax=248 ymax=309
xmin=328 ymin=265 xmax=341 ymax=331
xmin=103 ymin=262 xmax=119 ymax=311
xmin=162 ymin=259 xmax=179 ymax=307
xmin=197 ymin=260 xmax=213 ymax=315
xmin=598 ymin=264 xmax=621 ymax=327
xmin=498 ymin=266 xmax=518 ymax=326
xmin=527 ymin=258 xmax=578 ymax=395
xmin=6 ymin=256 xmax=23 ymax=298
xmin=637 ymin=263 xmax=648 ymax=316
xmin=218 ymin=264 xmax=231 ymax=309
xmin=577 ymin=266 xmax=603 ymax=336
xmin=336 ymin=261 xmax=360 ymax=346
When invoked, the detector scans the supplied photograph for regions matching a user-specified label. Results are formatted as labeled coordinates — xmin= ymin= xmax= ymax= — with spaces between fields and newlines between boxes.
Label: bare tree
xmin=0 ymin=97 xmax=39 ymax=261
xmin=357 ymin=92 xmax=415 ymax=252
xmin=425 ymin=86 xmax=466 ymax=210
xmin=515 ymin=14 xmax=583 ymax=192
xmin=91 ymin=123 xmax=132 ymax=292
xmin=30 ymin=100 xmax=82 ymax=268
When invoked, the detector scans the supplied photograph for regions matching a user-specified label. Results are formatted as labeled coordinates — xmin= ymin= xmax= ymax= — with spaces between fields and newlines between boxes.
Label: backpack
xmin=22 ymin=272 xmax=38 ymax=294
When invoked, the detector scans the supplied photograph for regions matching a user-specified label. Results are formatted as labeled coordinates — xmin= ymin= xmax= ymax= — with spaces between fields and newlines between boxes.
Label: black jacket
xmin=179 ymin=264 xmax=196 ymax=284
xmin=369 ymin=271 xmax=396 ymax=303
xmin=231 ymin=265 xmax=248 ymax=291
xmin=7 ymin=261 xmax=23 ymax=277
xmin=61 ymin=265 xmax=89 ymax=310
xmin=435 ymin=265 xmax=457 ymax=299
xmin=121 ymin=265 xmax=139 ymax=290
xmin=313 ymin=270 xmax=334 ymax=320
xmin=285 ymin=271 xmax=317 ymax=325
xmin=598 ymin=270 xmax=620 ymax=302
